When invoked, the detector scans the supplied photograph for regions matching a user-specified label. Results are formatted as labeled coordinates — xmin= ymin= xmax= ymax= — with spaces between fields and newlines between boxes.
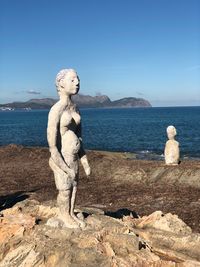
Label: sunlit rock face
xmin=0 ymin=201 xmax=200 ymax=267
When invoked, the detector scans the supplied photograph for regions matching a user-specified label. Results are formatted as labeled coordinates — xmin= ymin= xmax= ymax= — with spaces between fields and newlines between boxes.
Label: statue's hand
xmin=84 ymin=165 xmax=91 ymax=177
xmin=80 ymin=155 xmax=91 ymax=177
xmin=49 ymin=157 xmax=76 ymax=179
xmin=67 ymin=168 xmax=76 ymax=179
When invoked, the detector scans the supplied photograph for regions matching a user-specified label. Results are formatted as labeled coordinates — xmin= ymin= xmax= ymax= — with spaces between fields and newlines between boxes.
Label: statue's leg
xmin=70 ymin=185 xmax=86 ymax=228
xmin=57 ymin=189 xmax=79 ymax=228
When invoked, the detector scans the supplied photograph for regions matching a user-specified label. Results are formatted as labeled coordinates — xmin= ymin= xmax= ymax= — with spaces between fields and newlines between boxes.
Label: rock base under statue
xmin=46 ymin=212 xmax=85 ymax=229
xmin=0 ymin=199 xmax=200 ymax=267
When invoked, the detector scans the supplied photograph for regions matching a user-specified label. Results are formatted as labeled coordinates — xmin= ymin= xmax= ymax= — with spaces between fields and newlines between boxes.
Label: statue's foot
xmin=71 ymin=213 xmax=86 ymax=228
xmin=58 ymin=213 xmax=80 ymax=229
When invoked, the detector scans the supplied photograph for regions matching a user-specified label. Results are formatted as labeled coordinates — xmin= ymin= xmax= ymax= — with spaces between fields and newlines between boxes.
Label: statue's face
xmin=60 ymin=71 xmax=80 ymax=95
xmin=167 ymin=128 xmax=176 ymax=140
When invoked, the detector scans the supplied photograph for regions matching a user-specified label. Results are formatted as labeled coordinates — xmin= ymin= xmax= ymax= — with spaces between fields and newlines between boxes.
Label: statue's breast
xmin=60 ymin=110 xmax=81 ymax=134
xmin=60 ymin=110 xmax=72 ymax=127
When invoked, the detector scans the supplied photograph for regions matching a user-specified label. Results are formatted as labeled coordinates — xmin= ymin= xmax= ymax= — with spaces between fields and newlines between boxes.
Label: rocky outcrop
xmin=0 ymin=200 xmax=200 ymax=266
xmin=0 ymin=98 xmax=56 ymax=109
xmin=110 ymin=97 xmax=151 ymax=108
xmin=72 ymin=94 xmax=112 ymax=108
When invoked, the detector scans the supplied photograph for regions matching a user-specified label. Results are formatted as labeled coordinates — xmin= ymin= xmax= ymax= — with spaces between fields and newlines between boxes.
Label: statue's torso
xmin=164 ymin=140 xmax=179 ymax=164
xmin=60 ymin=106 xmax=81 ymax=158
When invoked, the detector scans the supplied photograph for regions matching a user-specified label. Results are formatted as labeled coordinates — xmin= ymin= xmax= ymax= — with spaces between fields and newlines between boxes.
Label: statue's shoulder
xmin=166 ymin=139 xmax=179 ymax=146
xmin=72 ymin=103 xmax=80 ymax=114
xmin=48 ymin=101 xmax=65 ymax=121
xmin=49 ymin=100 xmax=63 ymax=113
xmin=175 ymin=140 xmax=179 ymax=146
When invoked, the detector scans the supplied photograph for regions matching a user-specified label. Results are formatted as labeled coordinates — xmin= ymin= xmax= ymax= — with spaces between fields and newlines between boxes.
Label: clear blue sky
xmin=0 ymin=0 xmax=199 ymax=106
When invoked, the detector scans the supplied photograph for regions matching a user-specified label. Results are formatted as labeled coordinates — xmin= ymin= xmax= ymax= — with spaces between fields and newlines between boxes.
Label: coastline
xmin=1 ymin=106 xmax=200 ymax=159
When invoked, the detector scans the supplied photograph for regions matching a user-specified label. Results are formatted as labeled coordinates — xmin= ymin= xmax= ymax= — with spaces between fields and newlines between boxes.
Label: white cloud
xmin=26 ymin=90 xmax=41 ymax=95
xmin=136 ymin=91 xmax=144 ymax=96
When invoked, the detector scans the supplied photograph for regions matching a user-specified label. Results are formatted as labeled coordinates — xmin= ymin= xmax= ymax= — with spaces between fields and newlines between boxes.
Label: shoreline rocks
xmin=0 ymin=200 xmax=200 ymax=266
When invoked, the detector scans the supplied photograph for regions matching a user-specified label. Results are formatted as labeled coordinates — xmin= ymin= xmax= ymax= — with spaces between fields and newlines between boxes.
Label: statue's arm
xmin=47 ymin=106 xmax=75 ymax=178
xmin=77 ymin=121 xmax=91 ymax=177
xmin=164 ymin=142 xmax=167 ymax=156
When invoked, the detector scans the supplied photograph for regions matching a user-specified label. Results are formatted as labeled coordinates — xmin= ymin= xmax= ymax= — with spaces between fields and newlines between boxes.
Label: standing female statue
xmin=47 ymin=69 xmax=91 ymax=228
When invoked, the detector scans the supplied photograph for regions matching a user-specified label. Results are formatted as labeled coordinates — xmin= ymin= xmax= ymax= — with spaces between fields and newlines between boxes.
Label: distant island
xmin=0 ymin=94 xmax=152 ymax=110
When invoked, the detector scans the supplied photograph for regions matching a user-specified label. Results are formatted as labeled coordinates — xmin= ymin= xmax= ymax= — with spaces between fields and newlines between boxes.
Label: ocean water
xmin=0 ymin=107 xmax=200 ymax=159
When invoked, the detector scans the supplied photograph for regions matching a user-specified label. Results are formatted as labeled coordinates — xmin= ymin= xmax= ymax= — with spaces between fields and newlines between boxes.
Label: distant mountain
xmin=0 ymin=94 xmax=152 ymax=109
xmin=72 ymin=94 xmax=112 ymax=108
xmin=110 ymin=97 xmax=151 ymax=108
xmin=0 ymin=98 xmax=56 ymax=109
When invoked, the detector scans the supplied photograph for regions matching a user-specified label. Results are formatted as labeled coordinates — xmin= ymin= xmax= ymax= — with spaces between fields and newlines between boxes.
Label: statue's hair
xmin=55 ymin=69 xmax=76 ymax=91
xmin=167 ymin=125 xmax=176 ymax=135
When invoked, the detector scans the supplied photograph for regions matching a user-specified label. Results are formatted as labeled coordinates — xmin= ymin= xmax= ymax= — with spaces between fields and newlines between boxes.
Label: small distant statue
xmin=164 ymin=125 xmax=180 ymax=165
xmin=47 ymin=69 xmax=91 ymax=228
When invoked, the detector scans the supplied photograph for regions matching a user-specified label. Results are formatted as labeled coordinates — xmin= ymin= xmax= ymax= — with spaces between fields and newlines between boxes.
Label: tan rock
xmin=37 ymin=205 xmax=59 ymax=218
xmin=0 ymin=244 xmax=43 ymax=267
xmin=0 ymin=202 xmax=200 ymax=266
xmin=0 ymin=208 xmax=35 ymax=247
xmin=132 ymin=211 xmax=192 ymax=234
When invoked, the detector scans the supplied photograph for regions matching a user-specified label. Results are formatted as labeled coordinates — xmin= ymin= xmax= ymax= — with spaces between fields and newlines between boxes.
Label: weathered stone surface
xmin=0 ymin=206 xmax=35 ymax=240
xmin=46 ymin=217 xmax=64 ymax=228
xmin=0 ymin=201 xmax=200 ymax=266
xmin=130 ymin=211 xmax=192 ymax=234
xmin=37 ymin=205 xmax=59 ymax=218
xmin=0 ymin=206 xmax=36 ymax=265
xmin=0 ymin=244 xmax=43 ymax=267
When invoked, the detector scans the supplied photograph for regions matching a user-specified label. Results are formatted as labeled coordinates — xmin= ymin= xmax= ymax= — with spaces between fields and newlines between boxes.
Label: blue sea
xmin=0 ymin=107 xmax=200 ymax=160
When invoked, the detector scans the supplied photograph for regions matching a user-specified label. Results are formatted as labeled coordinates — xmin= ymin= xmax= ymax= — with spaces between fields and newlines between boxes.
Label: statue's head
xmin=55 ymin=69 xmax=80 ymax=96
xmin=166 ymin=125 xmax=177 ymax=140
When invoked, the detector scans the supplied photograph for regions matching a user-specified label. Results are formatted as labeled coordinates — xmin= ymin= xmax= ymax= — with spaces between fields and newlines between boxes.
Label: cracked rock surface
xmin=0 ymin=201 xmax=200 ymax=267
